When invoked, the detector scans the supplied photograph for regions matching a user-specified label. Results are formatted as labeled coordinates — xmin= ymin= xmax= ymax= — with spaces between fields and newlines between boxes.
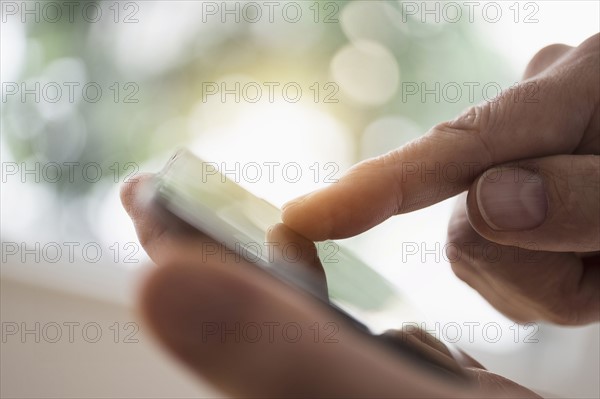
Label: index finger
xmin=282 ymin=35 xmax=599 ymax=241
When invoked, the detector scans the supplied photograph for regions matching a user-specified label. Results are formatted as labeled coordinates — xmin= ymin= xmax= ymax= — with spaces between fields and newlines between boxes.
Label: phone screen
xmin=153 ymin=149 xmax=421 ymax=333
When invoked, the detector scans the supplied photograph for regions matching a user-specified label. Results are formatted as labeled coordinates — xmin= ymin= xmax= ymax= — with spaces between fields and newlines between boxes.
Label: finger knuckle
xmin=536 ymin=274 xmax=595 ymax=325
xmin=542 ymin=299 xmax=583 ymax=325
xmin=434 ymin=103 xmax=497 ymax=169
xmin=576 ymin=32 xmax=600 ymax=55
xmin=449 ymin=259 xmax=475 ymax=287
xmin=526 ymin=43 xmax=571 ymax=75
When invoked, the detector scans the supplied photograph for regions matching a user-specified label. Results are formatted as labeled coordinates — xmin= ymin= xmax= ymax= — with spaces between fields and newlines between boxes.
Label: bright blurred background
xmin=1 ymin=1 xmax=599 ymax=398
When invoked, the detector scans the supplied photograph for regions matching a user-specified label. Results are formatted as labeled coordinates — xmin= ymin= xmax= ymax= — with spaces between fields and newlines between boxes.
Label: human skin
xmin=282 ymin=34 xmax=600 ymax=326
xmin=121 ymin=34 xmax=599 ymax=397
xmin=121 ymin=175 xmax=536 ymax=397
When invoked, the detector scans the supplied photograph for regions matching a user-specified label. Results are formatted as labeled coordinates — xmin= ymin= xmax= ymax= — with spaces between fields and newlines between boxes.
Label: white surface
xmin=0 ymin=277 xmax=216 ymax=399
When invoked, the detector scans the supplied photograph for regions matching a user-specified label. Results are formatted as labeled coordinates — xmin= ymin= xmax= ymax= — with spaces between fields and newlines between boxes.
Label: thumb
xmin=465 ymin=154 xmax=600 ymax=252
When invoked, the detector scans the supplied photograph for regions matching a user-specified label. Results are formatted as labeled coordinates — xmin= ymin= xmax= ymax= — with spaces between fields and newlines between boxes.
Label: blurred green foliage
xmin=2 ymin=0 xmax=514 ymax=197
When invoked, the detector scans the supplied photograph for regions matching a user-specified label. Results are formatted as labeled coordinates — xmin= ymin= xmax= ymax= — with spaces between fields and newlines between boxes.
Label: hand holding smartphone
xmin=150 ymin=148 xmax=468 ymax=382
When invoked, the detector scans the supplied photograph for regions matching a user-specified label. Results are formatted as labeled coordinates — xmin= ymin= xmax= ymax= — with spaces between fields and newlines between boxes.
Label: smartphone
xmin=150 ymin=148 xmax=469 ymax=382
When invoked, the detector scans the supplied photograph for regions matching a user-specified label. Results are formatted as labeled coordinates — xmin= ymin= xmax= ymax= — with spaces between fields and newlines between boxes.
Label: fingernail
xmin=476 ymin=168 xmax=548 ymax=231
xmin=282 ymin=194 xmax=308 ymax=212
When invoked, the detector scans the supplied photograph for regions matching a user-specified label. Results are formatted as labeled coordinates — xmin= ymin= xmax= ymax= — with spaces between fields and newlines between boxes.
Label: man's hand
xmin=282 ymin=34 xmax=600 ymax=325
xmin=118 ymin=34 xmax=600 ymax=397
xmin=121 ymin=175 xmax=536 ymax=398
